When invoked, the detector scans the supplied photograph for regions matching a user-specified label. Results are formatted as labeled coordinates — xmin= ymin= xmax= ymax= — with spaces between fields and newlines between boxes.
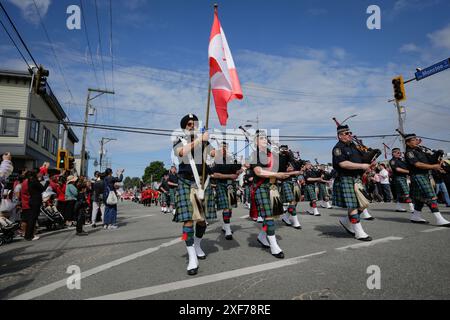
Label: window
xmin=42 ymin=126 xmax=50 ymax=150
xmin=29 ymin=115 xmax=40 ymax=143
xmin=1 ymin=110 xmax=20 ymax=136
xmin=51 ymin=135 xmax=58 ymax=155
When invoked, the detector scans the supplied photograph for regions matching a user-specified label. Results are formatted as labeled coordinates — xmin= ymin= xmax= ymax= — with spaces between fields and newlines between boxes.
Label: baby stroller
xmin=38 ymin=188 xmax=65 ymax=231
xmin=0 ymin=190 xmax=20 ymax=246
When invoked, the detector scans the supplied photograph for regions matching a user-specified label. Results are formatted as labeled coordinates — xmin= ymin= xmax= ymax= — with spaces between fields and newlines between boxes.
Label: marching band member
xmin=404 ymin=134 xmax=450 ymax=226
xmin=332 ymin=124 xmax=373 ymax=241
xmin=249 ymin=130 xmax=289 ymax=258
xmin=173 ymin=114 xmax=217 ymax=275
xmin=211 ymin=142 xmax=242 ymax=240
xmin=389 ymin=148 xmax=415 ymax=213
xmin=317 ymin=164 xmax=333 ymax=209
xmin=168 ymin=166 xmax=179 ymax=215
xmin=303 ymin=161 xmax=321 ymax=216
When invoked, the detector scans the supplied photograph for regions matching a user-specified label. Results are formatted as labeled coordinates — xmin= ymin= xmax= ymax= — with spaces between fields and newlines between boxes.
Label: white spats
xmin=222 ymin=224 xmax=233 ymax=237
xmin=326 ymin=201 xmax=332 ymax=209
xmin=289 ymin=215 xmax=301 ymax=229
xmin=360 ymin=208 xmax=373 ymax=220
xmin=432 ymin=212 xmax=450 ymax=226
xmin=396 ymin=202 xmax=407 ymax=212
xmin=353 ymin=223 xmax=372 ymax=241
xmin=339 ymin=216 xmax=355 ymax=235
xmin=257 ymin=230 xmax=270 ymax=247
xmin=186 ymin=246 xmax=199 ymax=274
xmin=193 ymin=237 xmax=206 ymax=259
xmin=267 ymin=235 xmax=283 ymax=256
xmin=257 ymin=216 xmax=264 ymax=223
xmin=281 ymin=213 xmax=292 ymax=226
xmin=410 ymin=211 xmax=429 ymax=224
xmin=313 ymin=207 xmax=321 ymax=216
xmin=408 ymin=203 xmax=415 ymax=213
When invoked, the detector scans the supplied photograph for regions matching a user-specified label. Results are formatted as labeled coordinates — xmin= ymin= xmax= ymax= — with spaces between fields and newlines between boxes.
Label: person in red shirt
xmin=19 ymin=172 xmax=31 ymax=236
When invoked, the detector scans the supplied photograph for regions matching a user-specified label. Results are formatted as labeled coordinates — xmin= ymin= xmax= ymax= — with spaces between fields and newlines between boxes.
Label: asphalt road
xmin=1 ymin=201 xmax=449 ymax=300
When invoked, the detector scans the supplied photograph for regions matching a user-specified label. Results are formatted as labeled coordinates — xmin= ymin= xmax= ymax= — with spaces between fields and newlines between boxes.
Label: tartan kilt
xmin=280 ymin=181 xmax=295 ymax=203
xmin=332 ymin=176 xmax=359 ymax=209
xmin=169 ymin=188 xmax=177 ymax=206
xmin=410 ymin=174 xmax=436 ymax=203
xmin=244 ymin=185 xmax=250 ymax=203
xmin=173 ymin=178 xmax=217 ymax=223
xmin=393 ymin=176 xmax=410 ymax=201
xmin=215 ymin=181 xmax=231 ymax=210
xmin=254 ymin=182 xmax=273 ymax=218
xmin=160 ymin=192 xmax=168 ymax=204
xmin=304 ymin=184 xmax=317 ymax=201
xmin=317 ymin=183 xmax=329 ymax=201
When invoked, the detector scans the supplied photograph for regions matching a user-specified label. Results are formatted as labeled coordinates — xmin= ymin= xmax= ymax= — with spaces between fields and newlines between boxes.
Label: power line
xmin=79 ymin=0 xmax=100 ymax=88
xmin=94 ymin=0 xmax=108 ymax=89
xmin=0 ymin=1 xmax=38 ymax=66
xmin=32 ymin=0 xmax=74 ymax=102
xmin=0 ymin=20 xmax=30 ymax=69
xmin=2 ymin=114 xmax=449 ymax=144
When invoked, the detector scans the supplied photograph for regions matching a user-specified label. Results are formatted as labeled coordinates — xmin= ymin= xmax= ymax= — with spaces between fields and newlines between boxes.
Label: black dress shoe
xmin=272 ymin=251 xmax=285 ymax=259
xmin=187 ymin=268 xmax=198 ymax=276
xmin=257 ymin=238 xmax=270 ymax=248
xmin=363 ymin=217 xmax=375 ymax=221
xmin=76 ymin=231 xmax=89 ymax=236
xmin=356 ymin=236 xmax=372 ymax=242
xmin=411 ymin=220 xmax=429 ymax=224
xmin=293 ymin=225 xmax=302 ymax=230
xmin=225 ymin=235 xmax=233 ymax=240
xmin=197 ymin=255 xmax=207 ymax=260
xmin=437 ymin=223 xmax=450 ymax=228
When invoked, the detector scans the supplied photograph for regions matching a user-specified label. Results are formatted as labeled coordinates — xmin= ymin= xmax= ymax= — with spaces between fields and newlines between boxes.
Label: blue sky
xmin=1 ymin=0 xmax=450 ymax=178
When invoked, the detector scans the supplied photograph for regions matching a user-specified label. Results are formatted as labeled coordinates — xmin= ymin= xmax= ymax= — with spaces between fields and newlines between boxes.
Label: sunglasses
xmin=342 ymin=131 xmax=353 ymax=136
xmin=186 ymin=121 xmax=195 ymax=127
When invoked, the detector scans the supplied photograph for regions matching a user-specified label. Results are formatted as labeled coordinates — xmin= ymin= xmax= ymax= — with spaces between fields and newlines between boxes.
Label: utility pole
xmin=80 ymin=88 xmax=114 ymax=176
xmin=395 ymin=100 xmax=406 ymax=152
xmin=99 ymin=137 xmax=117 ymax=172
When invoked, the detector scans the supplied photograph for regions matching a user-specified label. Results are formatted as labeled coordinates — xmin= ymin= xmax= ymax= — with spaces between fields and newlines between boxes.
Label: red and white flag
xmin=208 ymin=7 xmax=243 ymax=126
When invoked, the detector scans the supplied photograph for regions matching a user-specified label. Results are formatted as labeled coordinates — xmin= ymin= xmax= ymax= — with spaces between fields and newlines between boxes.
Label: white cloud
xmin=427 ymin=24 xmax=450 ymax=50
xmin=399 ymin=43 xmax=420 ymax=53
xmin=8 ymin=0 xmax=51 ymax=25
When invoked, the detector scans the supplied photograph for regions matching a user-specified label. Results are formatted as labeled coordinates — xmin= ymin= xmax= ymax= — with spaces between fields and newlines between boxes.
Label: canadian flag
xmin=208 ymin=7 xmax=243 ymax=126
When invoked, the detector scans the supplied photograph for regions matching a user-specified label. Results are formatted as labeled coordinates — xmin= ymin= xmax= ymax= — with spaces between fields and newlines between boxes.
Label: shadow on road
xmin=314 ymin=224 xmax=354 ymax=239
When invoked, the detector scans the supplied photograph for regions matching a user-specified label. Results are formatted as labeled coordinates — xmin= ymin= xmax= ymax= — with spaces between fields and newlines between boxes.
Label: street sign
xmin=415 ymin=58 xmax=450 ymax=81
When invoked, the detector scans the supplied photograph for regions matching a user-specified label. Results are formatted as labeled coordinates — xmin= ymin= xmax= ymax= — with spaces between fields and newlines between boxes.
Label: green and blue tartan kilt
xmin=410 ymin=174 xmax=436 ymax=203
xmin=215 ymin=181 xmax=231 ymax=210
xmin=304 ymin=184 xmax=317 ymax=202
xmin=244 ymin=185 xmax=250 ymax=203
xmin=317 ymin=183 xmax=329 ymax=201
xmin=173 ymin=178 xmax=217 ymax=223
xmin=169 ymin=188 xmax=177 ymax=206
xmin=393 ymin=176 xmax=410 ymax=201
xmin=280 ymin=181 xmax=295 ymax=203
xmin=160 ymin=192 xmax=168 ymax=204
xmin=254 ymin=182 xmax=274 ymax=218
xmin=332 ymin=176 xmax=359 ymax=209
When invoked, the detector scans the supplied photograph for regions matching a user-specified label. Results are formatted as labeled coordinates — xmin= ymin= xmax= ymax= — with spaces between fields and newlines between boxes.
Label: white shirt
xmin=379 ymin=169 xmax=390 ymax=185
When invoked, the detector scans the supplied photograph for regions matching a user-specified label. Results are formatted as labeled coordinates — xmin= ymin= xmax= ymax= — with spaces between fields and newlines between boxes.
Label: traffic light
xmin=392 ymin=75 xmax=406 ymax=102
xmin=35 ymin=65 xmax=49 ymax=95
xmin=68 ymin=156 xmax=75 ymax=170
xmin=57 ymin=149 xmax=68 ymax=170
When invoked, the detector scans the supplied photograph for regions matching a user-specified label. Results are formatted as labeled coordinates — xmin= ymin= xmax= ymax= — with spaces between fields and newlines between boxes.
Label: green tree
xmin=123 ymin=176 xmax=132 ymax=189
xmin=123 ymin=176 xmax=143 ymax=190
xmin=142 ymin=161 xmax=166 ymax=184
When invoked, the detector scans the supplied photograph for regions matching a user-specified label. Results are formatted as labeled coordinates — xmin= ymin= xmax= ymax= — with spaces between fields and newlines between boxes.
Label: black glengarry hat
xmin=404 ymin=133 xmax=417 ymax=141
xmin=337 ymin=124 xmax=350 ymax=134
xmin=180 ymin=113 xmax=198 ymax=129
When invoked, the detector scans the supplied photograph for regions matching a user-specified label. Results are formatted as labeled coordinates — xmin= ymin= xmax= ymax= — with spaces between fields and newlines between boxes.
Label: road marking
xmin=335 ymin=236 xmax=403 ymax=251
xmin=88 ymin=251 xmax=327 ymax=300
xmin=9 ymin=237 xmax=182 ymax=300
xmin=240 ymin=214 xmax=250 ymax=219
xmin=421 ymin=227 xmax=450 ymax=233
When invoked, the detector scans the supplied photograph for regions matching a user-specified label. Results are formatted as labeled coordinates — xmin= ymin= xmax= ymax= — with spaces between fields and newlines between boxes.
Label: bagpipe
xmin=396 ymin=129 xmax=450 ymax=173
xmin=333 ymin=117 xmax=382 ymax=164
xmin=279 ymin=145 xmax=306 ymax=171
